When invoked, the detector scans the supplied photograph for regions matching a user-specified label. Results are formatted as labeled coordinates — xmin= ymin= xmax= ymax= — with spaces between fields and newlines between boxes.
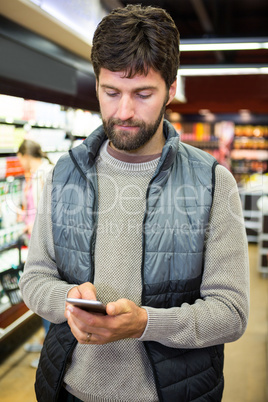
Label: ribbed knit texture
xmin=20 ymin=141 xmax=249 ymax=402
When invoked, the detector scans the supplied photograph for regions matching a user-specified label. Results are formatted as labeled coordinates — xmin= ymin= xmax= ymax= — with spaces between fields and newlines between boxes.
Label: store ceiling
xmin=114 ymin=0 xmax=268 ymax=115
xmin=118 ymin=0 xmax=268 ymax=67
xmin=119 ymin=0 xmax=268 ymax=40
xmin=1 ymin=0 xmax=268 ymax=115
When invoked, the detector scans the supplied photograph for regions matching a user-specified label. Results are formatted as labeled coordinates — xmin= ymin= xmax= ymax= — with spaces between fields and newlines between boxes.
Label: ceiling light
xmin=178 ymin=65 xmax=268 ymax=76
xmin=180 ymin=38 xmax=268 ymax=52
xmin=180 ymin=42 xmax=268 ymax=52
xmin=28 ymin=0 xmax=106 ymax=43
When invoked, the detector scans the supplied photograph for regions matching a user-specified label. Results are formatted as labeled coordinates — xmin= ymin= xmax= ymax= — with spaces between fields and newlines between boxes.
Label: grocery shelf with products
xmin=169 ymin=115 xmax=268 ymax=250
xmin=231 ymin=124 xmax=268 ymax=184
xmin=230 ymin=124 xmax=268 ymax=248
xmin=0 ymin=94 xmax=102 ymax=158
xmin=170 ymin=119 xmax=234 ymax=169
xmin=0 ymin=166 xmax=30 ymax=332
xmin=0 ymin=94 xmax=102 ymax=336
xmin=0 ymin=144 xmax=26 ymax=329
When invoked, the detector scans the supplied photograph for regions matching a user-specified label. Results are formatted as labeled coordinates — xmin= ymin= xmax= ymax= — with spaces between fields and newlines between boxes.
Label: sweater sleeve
xmin=140 ymin=164 xmax=250 ymax=348
xmin=19 ymin=169 xmax=76 ymax=323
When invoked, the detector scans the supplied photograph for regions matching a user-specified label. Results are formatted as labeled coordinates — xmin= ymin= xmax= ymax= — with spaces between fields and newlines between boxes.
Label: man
xmin=19 ymin=5 xmax=249 ymax=402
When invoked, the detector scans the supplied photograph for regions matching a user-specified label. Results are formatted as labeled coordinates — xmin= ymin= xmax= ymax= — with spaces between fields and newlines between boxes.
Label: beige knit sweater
xmin=19 ymin=140 xmax=249 ymax=401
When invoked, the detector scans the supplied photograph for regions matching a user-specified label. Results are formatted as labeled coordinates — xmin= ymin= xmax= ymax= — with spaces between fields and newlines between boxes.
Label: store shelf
xmin=181 ymin=139 xmax=219 ymax=148
xmin=0 ymin=95 xmax=103 ymax=157
xmin=0 ymin=117 xmax=65 ymax=129
xmin=231 ymin=149 xmax=268 ymax=160
xmin=235 ymin=125 xmax=268 ymax=138
xmin=0 ymin=93 xmax=102 ymax=335
xmin=170 ymin=121 xmax=226 ymax=163
xmin=0 ymin=231 xmax=24 ymax=255
xmin=0 ymin=307 xmax=33 ymax=340
xmin=231 ymin=125 xmax=268 ymax=183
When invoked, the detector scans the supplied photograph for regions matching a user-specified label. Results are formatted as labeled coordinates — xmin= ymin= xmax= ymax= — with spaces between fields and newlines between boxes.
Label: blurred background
xmin=0 ymin=1 xmax=267 ymax=401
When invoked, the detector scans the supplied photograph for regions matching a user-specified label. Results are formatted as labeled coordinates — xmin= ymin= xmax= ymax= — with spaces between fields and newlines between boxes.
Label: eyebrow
xmin=100 ymin=84 xmax=157 ymax=91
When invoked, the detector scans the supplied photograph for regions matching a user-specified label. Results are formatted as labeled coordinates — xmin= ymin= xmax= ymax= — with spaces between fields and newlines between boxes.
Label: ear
xmin=166 ymin=79 xmax=177 ymax=105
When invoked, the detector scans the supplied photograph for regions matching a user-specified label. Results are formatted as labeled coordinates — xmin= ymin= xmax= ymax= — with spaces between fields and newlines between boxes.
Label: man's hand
xmin=65 ymin=297 xmax=148 ymax=345
xmin=66 ymin=282 xmax=97 ymax=301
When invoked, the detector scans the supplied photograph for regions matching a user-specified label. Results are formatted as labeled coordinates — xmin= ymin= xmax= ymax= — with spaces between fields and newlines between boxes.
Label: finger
xmin=71 ymin=324 xmax=93 ymax=344
xmin=66 ymin=286 xmax=80 ymax=299
xmin=106 ymin=298 xmax=132 ymax=316
xmin=66 ymin=305 xmax=106 ymax=334
xmin=67 ymin=283 xmax=97 ymax=301
xmin=66 ymin=309 xmax=95 ymax=344
xmin=68 ymin=319 xmax=107 ymax=345
xmin=78 ymin=282 xmax=97 ymax=300
xmin=80 ymin=331 xmax=95 ymax=344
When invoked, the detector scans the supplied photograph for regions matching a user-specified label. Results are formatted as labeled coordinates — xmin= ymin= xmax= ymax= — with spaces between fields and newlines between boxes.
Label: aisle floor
xmin=0 ymin=244 xmax=267 ymax=402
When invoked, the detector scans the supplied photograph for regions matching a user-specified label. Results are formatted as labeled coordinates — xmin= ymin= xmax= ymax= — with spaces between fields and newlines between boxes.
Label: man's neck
xmin=107 ymin=142 xmax=162 ymax=163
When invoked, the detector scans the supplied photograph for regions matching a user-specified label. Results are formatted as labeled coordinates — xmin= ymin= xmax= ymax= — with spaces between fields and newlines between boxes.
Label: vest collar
xmin=69 ymin=120 xmax=179 ymax=178
xmin=158 ymin=120 xmax=179 ymax=172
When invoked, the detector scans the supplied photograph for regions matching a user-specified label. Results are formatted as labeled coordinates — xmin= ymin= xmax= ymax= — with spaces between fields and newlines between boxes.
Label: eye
xmin=137 ymin=93 xmax=152 ymax=99
xmin=106 ymin=91 xmax=119 ymax=97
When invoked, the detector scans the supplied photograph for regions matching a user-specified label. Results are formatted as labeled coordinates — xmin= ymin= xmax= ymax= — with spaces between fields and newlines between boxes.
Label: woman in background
xmin=17 ymin=139 xmax=54 ymax=237
xmin=17 ymin=139 xmax=54 ymax=367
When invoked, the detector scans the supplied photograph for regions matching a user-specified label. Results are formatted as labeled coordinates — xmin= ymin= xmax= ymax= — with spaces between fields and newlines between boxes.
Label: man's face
xmin=96 ymin=68 xmax=176 ymax=153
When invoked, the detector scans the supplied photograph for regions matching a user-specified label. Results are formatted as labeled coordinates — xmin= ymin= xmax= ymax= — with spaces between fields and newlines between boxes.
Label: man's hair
xmin=91 ymin=4 xmax=180 ymax=88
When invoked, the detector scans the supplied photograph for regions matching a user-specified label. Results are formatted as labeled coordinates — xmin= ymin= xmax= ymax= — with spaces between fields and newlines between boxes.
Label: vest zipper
xmin=141 ymin=145 xmax=173 ymax=305
xmin=90 ymin=194 xmax=98 ymax=284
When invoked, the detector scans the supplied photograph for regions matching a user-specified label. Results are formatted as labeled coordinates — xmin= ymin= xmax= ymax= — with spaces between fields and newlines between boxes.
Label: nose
xmin=115 ymin=95 xmax=135 ymax=121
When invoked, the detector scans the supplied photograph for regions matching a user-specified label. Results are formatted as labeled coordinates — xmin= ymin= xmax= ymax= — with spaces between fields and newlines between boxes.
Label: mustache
xmin=109 ymin=118 xmax=143 ymax=127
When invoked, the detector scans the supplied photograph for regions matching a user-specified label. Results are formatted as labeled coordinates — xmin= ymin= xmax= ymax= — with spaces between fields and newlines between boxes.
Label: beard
xmin=102 ymin=98 xmax=167 ymax=152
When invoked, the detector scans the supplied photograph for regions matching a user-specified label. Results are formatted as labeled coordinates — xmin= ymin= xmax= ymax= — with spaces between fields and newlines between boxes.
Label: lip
xmin=114 ymin=125 xmax=139 ymax=131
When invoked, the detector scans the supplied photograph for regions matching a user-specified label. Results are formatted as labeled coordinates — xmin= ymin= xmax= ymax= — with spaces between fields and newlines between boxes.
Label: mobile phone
xmin=66 ymin=298 xmax=107 ymax=314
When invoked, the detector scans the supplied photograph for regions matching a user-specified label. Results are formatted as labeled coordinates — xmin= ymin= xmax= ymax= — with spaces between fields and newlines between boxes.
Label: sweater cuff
xmin=138 ymin=306 xmax=178 ymax=342
xmin=47 ymin=284 xmax=78 ymax=323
